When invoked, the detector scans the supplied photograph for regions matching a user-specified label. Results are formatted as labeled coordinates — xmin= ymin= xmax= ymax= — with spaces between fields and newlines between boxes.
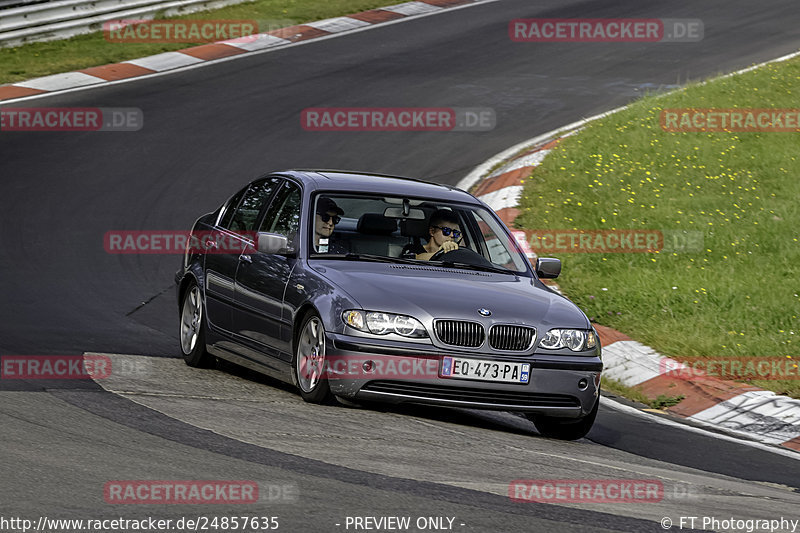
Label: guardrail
xmin=0 ymin=0 xmax=50 ymax=11
xmin=0 ymin=0 xmax=250 ymax=47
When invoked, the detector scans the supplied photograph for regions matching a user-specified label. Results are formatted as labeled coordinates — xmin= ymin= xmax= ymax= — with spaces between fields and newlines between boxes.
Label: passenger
xmin=314 ymin=197 xmax=347 ymax=253
xmin=414 ymin=209 xmax=462 ymax=260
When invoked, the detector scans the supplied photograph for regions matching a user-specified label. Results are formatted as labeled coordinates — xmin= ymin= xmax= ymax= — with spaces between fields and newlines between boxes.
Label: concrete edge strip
xmin=80 ymin=352 xmax=800 ymax=461
xmin=0 ymin=0 xmax=498 ymax=104
xmin=465 ymin=51 xmax=800 ymax=452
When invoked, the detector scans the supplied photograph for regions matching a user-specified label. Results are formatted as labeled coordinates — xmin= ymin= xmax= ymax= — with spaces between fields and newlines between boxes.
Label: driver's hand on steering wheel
xmin=438 ymin=241 xmax=459 ymax=254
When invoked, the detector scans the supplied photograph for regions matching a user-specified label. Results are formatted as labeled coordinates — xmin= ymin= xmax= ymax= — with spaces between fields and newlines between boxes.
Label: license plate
xmin=441 ymin=356 xmax=530 ymax=383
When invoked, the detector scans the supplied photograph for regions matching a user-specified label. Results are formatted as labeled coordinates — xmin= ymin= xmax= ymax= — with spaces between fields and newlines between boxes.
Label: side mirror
xmin=257 ymin=232 xmax=292 ymax=255
xmin=536 ymin=257 xmax=561 ymax=279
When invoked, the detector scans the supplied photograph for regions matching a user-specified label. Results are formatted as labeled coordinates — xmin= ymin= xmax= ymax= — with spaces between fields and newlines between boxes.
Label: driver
xmin=314 ymin=197 xmax=347 ymax=253
xmin=414 ymin=209 xmax=462 ymax=260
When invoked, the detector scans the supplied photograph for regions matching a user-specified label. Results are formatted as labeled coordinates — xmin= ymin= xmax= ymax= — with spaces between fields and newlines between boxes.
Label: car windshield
xmin=309 ymin=193 xmax=531 ymax=275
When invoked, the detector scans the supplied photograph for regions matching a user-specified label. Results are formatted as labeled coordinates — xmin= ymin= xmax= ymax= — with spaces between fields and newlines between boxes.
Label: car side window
xmin=260 ymin=182 xmax=302 ymax=245
xmin=469 ymin=211 xmax=527 ymax=271
xmin=228 ymin=178 xmax=281 ymax=232
xmin=218 ymin=187 xmax=247 ymax=229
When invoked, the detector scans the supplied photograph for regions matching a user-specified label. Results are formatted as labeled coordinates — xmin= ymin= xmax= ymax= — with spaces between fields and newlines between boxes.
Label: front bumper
xmin=325 ymin=332 xmax=602 ymax=418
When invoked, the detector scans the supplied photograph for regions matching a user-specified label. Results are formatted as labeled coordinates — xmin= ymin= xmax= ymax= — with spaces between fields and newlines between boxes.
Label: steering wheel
xmin=429 ymin=246 xmax=458 ymax=261
xmin=429 ymin=247 xmax=494 ymax=267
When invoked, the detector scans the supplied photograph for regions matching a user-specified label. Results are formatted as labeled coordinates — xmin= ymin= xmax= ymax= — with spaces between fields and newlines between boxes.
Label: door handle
xmin=240 ymin=254 xmax=252 ymax=264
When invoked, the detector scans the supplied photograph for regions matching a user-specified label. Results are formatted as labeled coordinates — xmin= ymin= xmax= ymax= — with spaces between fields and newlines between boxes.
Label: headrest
xmin=399 ymin=218 xmax=429 ymax=237
xmin=357 ymin=213 xmax=398 ymax=235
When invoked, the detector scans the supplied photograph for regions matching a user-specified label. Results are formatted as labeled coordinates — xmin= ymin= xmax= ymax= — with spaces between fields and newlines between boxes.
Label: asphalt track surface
xmin=2 ymin=0 xmax=800 ymax=531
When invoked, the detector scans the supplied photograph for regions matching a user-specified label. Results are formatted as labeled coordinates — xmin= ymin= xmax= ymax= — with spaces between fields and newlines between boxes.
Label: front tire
xmin=179 ymin=283 xmax=215 ymax=368
xmin=527 ymin=395 xmax=599 ymax=440
xmin=293 ymin=312 xmax=334 ymax=404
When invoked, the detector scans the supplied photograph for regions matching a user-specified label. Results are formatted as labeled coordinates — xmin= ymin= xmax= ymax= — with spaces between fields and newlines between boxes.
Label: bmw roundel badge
xmin=478 ymin=308 xmax=492 ymax=317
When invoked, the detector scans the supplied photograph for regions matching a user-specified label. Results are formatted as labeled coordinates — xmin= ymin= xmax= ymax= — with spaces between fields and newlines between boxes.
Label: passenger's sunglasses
xmin=317 ymin=212 xmax=341 ymax=225
xmin=432 ymin=225 xmax=462 ymax=240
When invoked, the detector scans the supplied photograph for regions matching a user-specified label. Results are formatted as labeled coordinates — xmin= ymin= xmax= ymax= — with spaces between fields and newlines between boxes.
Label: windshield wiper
xmin=431 ymin=260 xmax=518 ymax=275
xmin=311 ymin=253 xmax=427 ymax=265
xmin=314 ymin=254 xmax=519 ymax=274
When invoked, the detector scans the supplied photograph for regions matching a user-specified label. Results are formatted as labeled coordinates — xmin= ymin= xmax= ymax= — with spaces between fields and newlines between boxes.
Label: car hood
xmin=309 ymin=260 xmax=589 ymax=329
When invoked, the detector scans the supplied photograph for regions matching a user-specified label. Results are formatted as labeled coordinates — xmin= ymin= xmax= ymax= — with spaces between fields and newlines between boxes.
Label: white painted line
xmin=601 ymin=340 xmax=667 ymax=386
xmin=489 ymin=148 xmax=552 ymax=179
xmin=689 ymin=390 xmax=800 ymax=445
xmin=601 ymin=395 xmax=800 ymax=460
xmin=15 ymin=71 xmax=105 ymax=91
xmin=126 ymin=52 xmax=204 ymax=72
xmin=382 ymin=1 xmax=442 ymax=16
xmin=306 ymin=16 xmax=371 ymax=33
xmin=221 ymin=34 xmax=291 ymax=51
xmin=0 ymin=0 xmax=500 ymax=105
xmin=457 ymin=114 xmax=612 ymax=192
xmin=477 ymin=185 xmax=523 ymax=212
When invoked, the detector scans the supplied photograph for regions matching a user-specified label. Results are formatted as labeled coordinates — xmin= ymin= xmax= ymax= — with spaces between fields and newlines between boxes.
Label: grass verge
xmin=1 ymin=0 xmax=397 ymax=85
xmin=602 ymin=378 xmax=685 ymax=410
xmin=516 ymin=57 xmax=800 ymax=399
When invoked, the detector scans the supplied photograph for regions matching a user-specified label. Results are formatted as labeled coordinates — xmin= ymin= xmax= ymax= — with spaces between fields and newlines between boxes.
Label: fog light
xmin=578 ymin=378 xmax=589 ymax=391
xmin=362 ymin=360 xmax=374 ymax=372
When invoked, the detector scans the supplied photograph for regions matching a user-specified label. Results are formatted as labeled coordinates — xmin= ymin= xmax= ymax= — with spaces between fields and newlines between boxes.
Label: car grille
xmin=435 ymin=320 xmax=484 ymax=347
xmin=361 ymin=381 xmax=580 ymax=408
xmin=489 ymin=325 xmax=536 ymax=351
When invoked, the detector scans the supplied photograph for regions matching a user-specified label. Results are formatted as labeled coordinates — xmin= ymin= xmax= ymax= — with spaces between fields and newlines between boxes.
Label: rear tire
xmin=179 ymin=283 xmax=215 ymax=368
xmin=293 ymin=311 xmax=335 ymax=404
xmin=527 ymin=395 xmax=599 ymax=440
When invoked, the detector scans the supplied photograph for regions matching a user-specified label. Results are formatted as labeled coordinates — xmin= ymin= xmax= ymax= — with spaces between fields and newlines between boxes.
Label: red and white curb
xmin=462 ymin=94 xmax=800 ymax=454
xmin=0 ymin=0 xmax=494 ymax=103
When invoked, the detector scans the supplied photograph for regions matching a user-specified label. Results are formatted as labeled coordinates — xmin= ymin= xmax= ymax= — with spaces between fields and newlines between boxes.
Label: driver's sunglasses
xmin=317 ymin=212 xmax=341 ymax=225
xmin=432 ymin=225 xmax=462 ymax=240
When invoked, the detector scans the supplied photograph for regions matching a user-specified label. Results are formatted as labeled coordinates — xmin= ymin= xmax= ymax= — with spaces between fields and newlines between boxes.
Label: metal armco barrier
xmin=0 ymin=0 xmax=50 ymax=12
xmin=0 ymin=0 xmax=250 ymax=47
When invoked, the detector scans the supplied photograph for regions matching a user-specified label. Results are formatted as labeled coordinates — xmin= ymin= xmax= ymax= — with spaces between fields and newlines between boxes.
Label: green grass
xmin=602 ymin=378 xmax=656 ymax=406
xmin=1 ymin=0 xmax=396 ymax=84
xmin=651 ymin=393 xmax=686 ymax=410
xmin=516 ymin=58 xmax=800 ymax=399
xmin=602 ymin=378 xmax=685 ymax=410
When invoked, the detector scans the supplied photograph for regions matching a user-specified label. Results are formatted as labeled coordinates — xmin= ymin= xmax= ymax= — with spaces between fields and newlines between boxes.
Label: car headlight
xmin=539 ymin=328 xmax=597 ymax=351
xmin=343 ymin=310 xmax=428 ymax=338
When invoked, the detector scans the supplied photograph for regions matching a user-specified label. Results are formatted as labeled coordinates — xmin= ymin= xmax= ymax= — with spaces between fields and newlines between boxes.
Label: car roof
xmin=274 ymin=169 xmax=482 ymax=204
